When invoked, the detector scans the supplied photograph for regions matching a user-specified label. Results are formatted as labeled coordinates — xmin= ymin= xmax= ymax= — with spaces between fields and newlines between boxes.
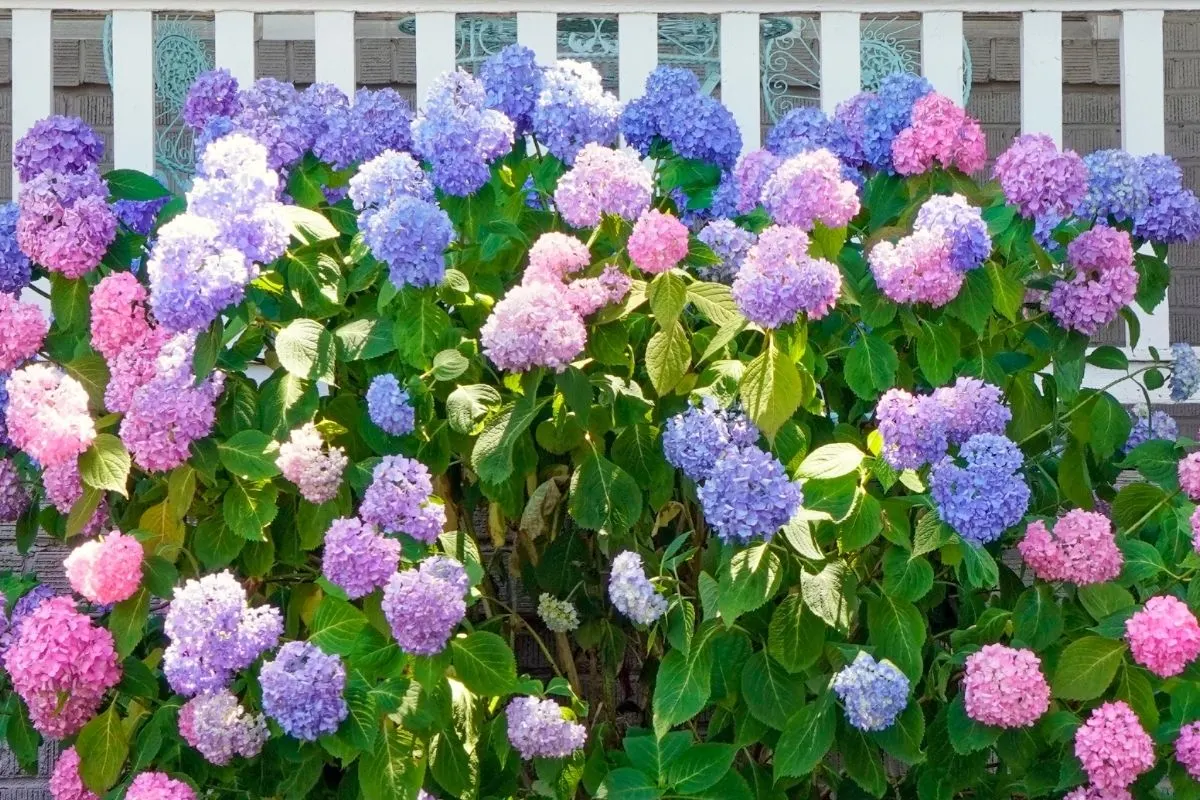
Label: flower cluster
xmin=832 ymin=652 xmax=910 ymax=732
xmin=531 ymin=60 xmax=621 ymax=163
xmin=875 ymin=378 xmax=1011 ymax=470
xmin=0 ymin=584 xmax=55 ymax=655
xmin=850 ymin=73 xmax=934 ymax=171
xmin=0 ymin=294 xmax=47 ymax=372
xmin=0 ymin=457 xmax=30 ymax=523
xmin=506 ymin=697 xmax=587 ymax=760
xmin=1180 ymin=451 xmax=1200 ymax=500
xmin=178 ymin=690 xmax=268 ymax=765
xmin=914 ymin=194 xmax=992 ymax=273
xmin=553 ymin=143 xmax=653 ymax=229
xmin=49 ymin=747 xmax=96 ymax=800
xmin=0 ymin=203 xmax=31 ymax=295
xmin=891 ymin=93 xmax=987 ymax=175
xmin=760 ymin=149 xmax=861 ymax=230
xmin=869 ymin=229 xmax=961 ymax=307
xmin=696 ymin=219 xmax=756 ymax=283
xmin=1018 ymin=510 xmax=1123 ymax=585
xmin=1124 ymin=594 xmax=1200 ymax=678
xmin=929 ymin=434 xmax=1030 ymax=545
xmin=412 ymin=71 xmax=514 ymax=196
xmin=63 ymin=530 xmax=144 ymax=605
xmin=5 ymin=363 xmax=95 ymax=467
xmin=126 ymin=772 xmax=196 ymax=800
xmin=13 ymin=116 xmax=104 ymax=182
xmin=1125 ymin=405 xmax=1178 ymax=451
xmin=276 ymin=423 xmax=348 ymax=504
xmin=662 ymin=397 xmax=759 ymax=481
xmin=962 ymin=644 xmax=1050 ymax=728
xmin=1074 ymin=701 xmax=1155 ymax=790
xmin=382 ymin=556 xmax=468 ymax=655
xmin=1173 ymin=343 xmax=1200 ymax=401
xmin=621 ymin=66 xmax=741 ymax=169
xmin=162 ymin=571 xmax=283 ymax=696
xmin=993 ymin=134 xmax=1088 ymax=219
xmin=1134 ymin=153 xmax=1200 ymax=242
xmin=259 ymin=641 xmax=348 ymax=741
xmin=366 ymin=373 xmax=416 ymax=436
xmin=732 ymin=225 xmax=841 ymax=327
xmin=16 ymin=170 xmax=116 ymax=279
xmin=537 ymin=594 xmax=580 ymax=633
xmin=1046 ymin=225 xmax=1137 ymax=335
xmin=321 ymin=517 xmax=400 ymax=599
xmin=1077 ymin=149 xmax=1150 ymax=223
xmin=4 ymin=596 xmax=121 ymax=736
xmin=89 ymin=272 xmax=152 ymax=360
xmin=628 ymin=210 xmax=690 ymax=274
xmin=359 ymin=455 xmax=446 ymax=541
xmin=1177 ymin=722 xmax=1200 ymax=781
xmin=609 ymin=551 xmax=667 ymax=626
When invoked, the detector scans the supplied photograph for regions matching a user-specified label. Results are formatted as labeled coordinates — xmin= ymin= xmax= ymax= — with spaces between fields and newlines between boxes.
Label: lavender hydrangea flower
xmin=875 ymin=389 xmax=949 ymax=470
xmin=321 ymin=517 xmax=400 ymax=600
xmin=1173 ymin=343 xmax=1200 ymax=402
xmin=1134 ymin=154 xmax=1200 ymax=243
xmin=930 ymin=433 xmax=1030 ymax=546
xmin=1125 ymin=405 xmax=1178 ymax=453
xmin=350 ymin=150 xmax=434 ymax=211
xmin=506 ymin=696 xmax=587 ymax=760
xmin=832 ymin=652 xmax=910 ymax=731
xmin=163 ymin=571 xmax=283 ymax=696
xmin=0 ymin=457 xmax=30 ymax=523
xmin=366 ymin=373 xmax=416 ymax=436
xmin=359 ymin=455 xmax=446 ymax=542
xmin=259 ymin=641 xmax=348 ymax=741
xmin=993 ymin=134 xmax=1088 ymax=220
xmin=351 ymin=88 xmax=415 ymax=161
xmin=914 ymin=194 xmax=992 ymax=272
xmin=146 ymin=214 xmax=255 ymax=332
xmin=361 ymin=196 xmax=454 ymax=289
xmin=0 ymin=204 xmax=32 ymax=295
xmin=178 ymin=689 xmax=267 ymax=765
xmin=1077 ymin=149 xmax=1150 ymax=223
xmin=411 ymin=70 xmax=514 ymax=196
xmin=553 ymin=144 xmax=653 ymax=228
xmin=16 ymin=169 xmax=117 ymax=279
xmin=662 ymin=396 xmax=759 ymax=482
xmin=231 ymin=77 xmax=310 ymax=171
xmin=609 ymin=552 xmax=667 ymax=625
xmin=858 ymin=74 xmax=933 ymax=171
xmin=697 ymin=445 xmax=802 ymax=544
xmin=13 ymin=116 xmax=105 ymax=182
xmin=382 ymin=557 xmax=468 ymax=655
xmin=696 ymin=219 xmax=756 ymax=283
xmin=532 ymin=60 xmax=621 ymax=163
xmin=931 ymin=378 xmax=1012 ymax=445
xmin=480 ymin=44 xmax=544 ymax=136
xmin=732 ymin=225 xmax=842 ymax=327
xmin=182 ymin=69 xmax=242 ymax=131
xmin=275 ymin=423 xmax=348 ymax=505
xmin=189 ymin=134 xmax=288 ymax=265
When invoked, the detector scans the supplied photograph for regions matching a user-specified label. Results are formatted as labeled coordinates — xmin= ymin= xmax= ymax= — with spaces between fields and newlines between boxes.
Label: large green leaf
xmin=335 ymin=316 xmax=396 ymax=361
xmin=867 ymin=596 xmax=926 ymax=681
xmin=915 ymin=320 xmax=959 ymax=387
xmin=79 ymin=433 xmax=131 ymax=497
xmin=740 ymin=339 xmax=803 ymax=436
xmin=718 ymin=542 xmax=782 ymax=624
xmin=768 ymin=593 xmax=825 ymax=673
xmin=1051 ymin=636 xmax=1127 ymax=700
xmin=471 ymin=396 xmax=544 ymax=485
xmin=647 ymin=270 xmax=688 ymax=326
xmin=845 ymin=336 xmax=899 ymax=400
xmin=946 ymin=693 xmax=1001 ymax=755
xmin=567 ymin=453 xmax=642 ymax=536
xmin=603 ymin=767 xmax=662 ymax=800
xmin=276 ymin=318 xmax=337 ymax=383
xmin=217 ymin=430 xmax=281 ymax=480
xmin=310 ymin=596 xmax=367 ymax=655
xmin=393 ymin=294 xmax=451 ymax=369
xmin=624 ymin=731 xmax=691 ymax=783
xmin=1012 ymin=585 xmax=1064 ymax=650
xmin=740 ymin=651 xmax=806 ymax=730
xmin=645 ymin=321 xmax=691 ymax=396
xmin=800 ymin=560 xmax=856 ymax=633
xmin=359 ymin=726 xmax=425 ymax=800
xmin=663 ymin=743 xmax=735 ymax=794
xmin=109 ymin=588 xmax=150 ymax=659
xmin=774 ymin=698 xmax=835 ymax=779
xmin=653 ymin=644 xmax=714 ymax=736
xmin=450 ymin=631 xmax=516 ymax=695
xmin=76 ymin=703 xmax=129 ymax=793
xmin=797 ymin=443 xmax=865 ymax=480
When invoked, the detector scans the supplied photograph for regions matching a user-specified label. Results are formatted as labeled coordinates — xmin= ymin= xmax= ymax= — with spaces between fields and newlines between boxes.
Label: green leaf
xmin=1051 ymin=636 xmax=1127 ymax=700
xmin=1059 ymin=439 xmax=1093 ymax=509
xmin=1121 ymin=440 xmax=1180 ymax=486
xmin=471 ymin=395 xmax=545 ymax=485
xmin=946 ymin=694 xmax=1001 ymax=755
xmin=334 ymin=316 xmax=396 ymax=361
xmin=1089 ymin=392 xmax=1132 ymax=461
xmin=845 ymin=336 xmax=899 ymax=400
xmin=393 ymin=294 xmax=451 ymax=369
xmin=768 ymin=593 xmax=825 ymax=673
xmin=653 ymin=644 xmax=714 ymax=736
xmin=50 ymin=274 xmax=90 ymax=332
xmin=882 ymin=547 xmax=934 ymax=602
xmin=774 ymin=699 xmax=835 ymax=779
xmin=280 ymin=203 xmax=340 ymax=241
xmin=718 ymin=543 xmax=782 ymax=624
xmin=140 ymin=555 xmax=178 ymax=597
xmin=76 ymin=703 xmax=129 ymax=793
xmin=740 ymin=338 xmax=803 ymax=436
xmin=1077 ymin=583 xmax=1135 ymax=621
xmin=841 ymin=727 xmax=887 ymax=797
xmin=687 ymin=281 xmax=740 ymax=327
xmin=800 ymin=560 xmax=856 ymax=633
xmin=223 ymin=479 xmax=279 ymax=541
xmin=568 ymin=453 xmax=642 ymax=536
xmin=872 ymin=703 xmax=926 ymax=765
xmin=2 ymin=696 xmax=39 ymax=773
xmin=105 ymin=169 xmax=169 ymax=200
xmin=446 ymin=384 xmax=500 ymax=435
xmin=1087 ymin=345 xmax=1129 ymax=371
xmin=167 ymin=465 xmax=196 ymax=520
xmin=79 ymin=433 xmax=131 ymax=497
xmin=1012 ymin=585 xmax=1064 ymax=650
xmin=286 ymin=250 xmax=345 ymax=317
xmin=839 ymin=492 xmax=883 ymax=551
xmin=741 ymin=651 xmax=806 ymax=730
xmin=798 ymin=443 xmax=865 ymax=480
xmin=217 ymin=430 xmax=281 ymax=480
xmin=663 ymin=743 xmax=735 ymax=793
xmin=867 ymin=596 xmax=926 ymax=681
xmin=309 ymin=596 xmax=366 ymax=655
xmin=648 ymin=270 xmax=688 ymax=326
xmin=1120 ymin=539 xmax=1165 ymax=582
xmin=603 ymin=767 xmax=663 ymax=800
xmin=450 ymin=631 xmax=517 ymax=695
xmin=65 ymin=354 xmax=110 ymax=409
xmin=915 ymin=320 xmax=959 ymax=387
xmin=913 ymin=513 xmax=955 ymax=557
xmin=432 ymin=349 xmax=469 ymax=382
xmin=109 ymin=588 xmax=150 ymax=658
xmin=961 ymin=543 xmax=999 ymax=590
xmin=276 ymin=318 xmax=337 ymax=383
xmin=987 ymin=262 xmax=1025 ymax=322
xmin=1112 ymin=482 xmax=1170 ymax=529
xmin=645 ymin=322 xmax=691 ymax=396
xmin=947 ymin=267 xmax=994 ymax=333
xmin=624 ymin=731 xmax=691 ymax=783
xmin=359 ymin=726 xmax=425 ymax=800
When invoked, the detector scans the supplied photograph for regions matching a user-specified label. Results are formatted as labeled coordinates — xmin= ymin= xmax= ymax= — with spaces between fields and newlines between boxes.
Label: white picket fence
xmin=1 ymin=0 xmax=1194 ymax=400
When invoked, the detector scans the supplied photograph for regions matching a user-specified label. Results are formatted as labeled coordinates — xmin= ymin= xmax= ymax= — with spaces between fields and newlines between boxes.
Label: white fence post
xmin=922 ymin=12 xmax=964 ymax=104
xmin=414 ymin=12 xmax=457 ymax=109
xmin=215 ymin=11 xmax=257 ymax=87
xmin=11 ymin=9 xmax=54 ymax=194
xmin=820 ymin=12 xmax=861 ymax=116
xmin=517 ymin=12 xmax=557 ymax=65
xmin=618 ymin=13 xmax=658 ymax=104
xmin=315 ymin=11 xmax=357 ymax=96
xmin=111 ymin=10 xmax=156 ymax=174
xmin=1021 ymin=11 xmax=1063 ymax=144
xmin=721 ymin=12 xmax=761 ymax=153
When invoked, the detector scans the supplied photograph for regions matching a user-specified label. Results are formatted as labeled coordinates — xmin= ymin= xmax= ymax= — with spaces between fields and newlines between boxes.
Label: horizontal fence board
xmin=0 ymin=1 xmax=1199 ymax=11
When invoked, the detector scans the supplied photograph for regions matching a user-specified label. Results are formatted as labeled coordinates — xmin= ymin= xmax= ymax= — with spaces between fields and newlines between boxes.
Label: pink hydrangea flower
xmin=1074 ymin=701 xmax=1155 ymax=790
xmin=0 ymin=293 xmax=48 ymax=371
xmin=553 ymin=144 xmax=652 ymax=228
xmin=1181 ymin=452 xmax=1200 ymax=500
xmin=276 ymin=423 xmax=348 ymax=505
xmin=525 ymin=232 xmax=591 ymax=286
xmin=63 ymin=530 xmax=144 ymax=605
xmin=962 ymin=644 xmax=1050 ymax=728
xmin=89 ymin=272 xmax=151 ymax=360
xmin=1178 ymin=721 xmax=1200 ymax=780
xmin=891 ymin=93 xmax=987 ymax=175
xmin=49 ymin=746 xmax=97 ymax=800
xmin=480 ymin=283 xmax=587 ymax=373
xmin=628 ymin=210 xmax=689 ymax=275
xmin=869 ymin=229 xmax=962 ymax=307
xmin=1191 ymin=506 xmax=1200 ymax=553
xmin=6 ymin=363 xmax=96 ymax=467
xmin=565 ymin=265 xmax=630 ymax=317
xmin=1124 ymin=595 xmax=1200 ymax=677
xmin=126 ymin=772 xmax=196 ymax=800
xmin=42 ymin=460 xmax=108 ymax=537
xmin=3 ymin=596 xmax=120 ymax=736
xmin=1017 ymin=509 xmax=1122 ymax=586
xmin=104 ymin=328 xmax=171 ymax=414
xmin=760 ymin=149 xmax=860 ymax=230
xmin=1063 ymin=788 xmax=1132 ymax=800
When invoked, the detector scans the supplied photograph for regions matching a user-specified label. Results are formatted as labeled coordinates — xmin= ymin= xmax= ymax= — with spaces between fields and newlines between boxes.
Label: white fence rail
xmin=1 ymin=1 xmax=1191 ymax=400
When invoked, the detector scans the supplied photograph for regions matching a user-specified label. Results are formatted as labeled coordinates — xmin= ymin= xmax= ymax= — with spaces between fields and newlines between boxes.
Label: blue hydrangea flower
xmin=366 ymin=373 xmax=416 ymax=436
xmin=914 ymin=194 xmax=992 ymax=272
xmin=832 ymin=652 xmax=910 ymax=731
xmin=480 ymin=44 xmax=544 ymax=137
xmin=1172 ymin=343 xmax=1200 ymax=402
xmin=349 ymin=150 xmax=434 ymax=211
xmin=1077 ymin=149 xmax=1150 ymax=223
xmin=619 ymin=67 xmax=700 ymax=156
xmin=532 ymin=60 xmax=620 ymax=163
xmin=660 ymin=94 xmax=742 ymax=171
xmin=412 ymin=70 xmax=515 ymax=196
xmin=1125 ymin=406 xmax=1178 ymax=453
xmin=661 ymin=397 xmax=759 ymax=481
xmin=766 ymin=106 xmax=842 ymax=157
xmin=113 ymin=197 xmax=168 ymax=237
xmin=609 ymin=551 xmax=667 ymax=625
xmin=232 ymin=77 xmax=311 ymax=171
xmin=929 ymin=433 xmax=1030 ymax=546
xmin=259 ymin=641 xmax=348 ymax=741
xmin=859 ymin=74 xmax=933 ymax=171
xmin=931 ymin=378 xmax=1011 ymax=445
xmin=696 ymin=445 xmax=802 ymax=544
xmin=0 ymin=204 xmax=31 ymax=295
xmin=360 ymin=196 xmax=454 ymax=289
xmin=351 ymin=88 xmax=415 ymax=162
xmin=696 ymin=219 xmax=756 ymax=283
xmin=1134 ymin=154 xmax=1200 ymax=243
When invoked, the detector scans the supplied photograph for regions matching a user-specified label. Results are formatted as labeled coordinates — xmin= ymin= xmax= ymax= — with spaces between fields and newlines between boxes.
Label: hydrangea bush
xmin=2 ymin=52 xmax=1200 ymax=799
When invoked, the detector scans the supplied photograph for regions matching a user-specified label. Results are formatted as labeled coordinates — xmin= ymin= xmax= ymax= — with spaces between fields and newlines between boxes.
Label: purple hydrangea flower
xmin=732 ymin=225 xmax=842 ymax=327
xmin=360 ymin=455 xmax=446 ymax=542
xmin=13 ymin=116 xmax=105 ymax=182
xmin=351 ymin=88 xmax=415 ymax=162
xmin=1173 ymin=343 xmax=1200 ymax=402
xmin=411 ymin=70 xmax=514 ymax=196
xmin=16 ymin=168 xmax=117 ymax=279
xmin=350 ymin=150 xmax=434 ymax=211
xmin=361 ymin=196 xmax=454 ymax=289
xmin=1134 ymin=154 xmax=1200 ymax=243
xmin=506 ymin=696 xmax=587 ymax=760
xmin=0 ymin=457 xmax=30 ymax=523
xmin=113 ymin=197 xmax=169 ymax=237
xmin=553 ymin=144 xmax=653 ymax=228
xmin=766 ymin=105 xmax=842 ymax=157
xmin=259 ymin=641 xmax=348 ymax=741
xmin=992 ymin=134 xmax=1088 ymax=220
xmin=875 ymin=388 xmax=950 ymax=470
xmin=0 ymin=584 xmax=54 ymax=655
xmin=914 ymin=194 xmax=991 ymax=272
xmin=1125 ymin=405 xmax=1178 ymax=453
xmin=0 ymin=204 xmax=32 ymax=295
xmin=760 ymin=149 xmax=861 ymax=230
xmin=382 ymin=557 xmax=468 ymax=655
xmin=858 ymin=74 xmax=933 ymax=171
xmin=608 ymin=551 xmax=667 ymax=625
xmin=662 ymin=396 xmax=759 ymax=482
xmin=696 ymin=445 xmax=802 ymax=544
xmin=189 ymin=134 xmax=288 ymax=265
xmin=178 ymin=689 xmax=267 ymax=765
xmin=832 ymin=652 xmax=910 ymax=731
xmin=696 ymin=219 xmax=756 ymax=284
xmin=146 ymin=215 xmax=255 ymax=332
xmin=182 ymin=69 xmax=242 ymax=131
xmin=930 ymin=433 xmax=1030 ymax=546
xmin=659 ymin=93 xmax=742 ymax=171
xmin=480 ymin=44 xmax=544 ymax=137
xmin=931 ymin=378 xmax=1011 ymax=445
xmin=227 ymin=77 xmax=311 ymax=171
xmin=163 ymin=571 xmax=283 ymax=696
xmin=832 ymin=93 xmax=874 ymax=170
xmin=1077 ymin=149 xmax=1150 ymax=223
xmin=532 ymin=61 xmax=621 ymax=163
xmin=366 ymin=373 xmax=416 ymax=436
xmin=321 ymin=517 xmax=400 ymax=599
